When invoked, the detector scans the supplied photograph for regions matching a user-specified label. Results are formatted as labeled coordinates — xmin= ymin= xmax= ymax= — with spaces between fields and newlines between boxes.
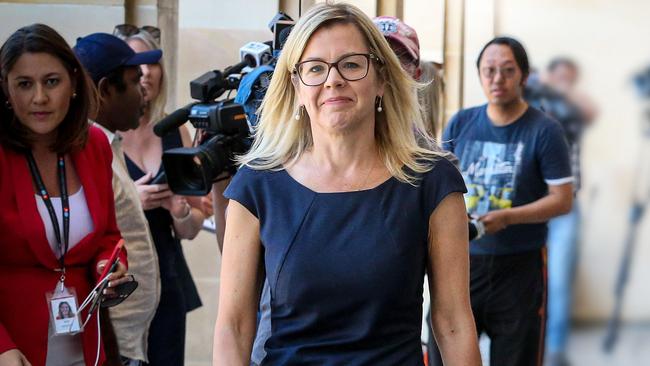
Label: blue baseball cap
xmin=73 ymin=33 xmax=162 ymax=82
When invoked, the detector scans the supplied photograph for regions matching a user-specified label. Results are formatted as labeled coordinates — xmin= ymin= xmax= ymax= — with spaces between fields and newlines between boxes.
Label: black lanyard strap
xmin=26 ymin=152 xmax=69 ymax=269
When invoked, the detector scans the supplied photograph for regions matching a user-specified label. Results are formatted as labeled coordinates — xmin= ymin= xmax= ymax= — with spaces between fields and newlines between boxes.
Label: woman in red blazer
xmin=0 ymin=24 xmax=128 ymax=366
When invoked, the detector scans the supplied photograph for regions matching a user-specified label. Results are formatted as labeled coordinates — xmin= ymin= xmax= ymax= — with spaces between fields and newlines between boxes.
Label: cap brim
xmin=385 ymin=35 xmax=419 ymax=63
xmin=125 ymin=49 xmax=162 ymax=65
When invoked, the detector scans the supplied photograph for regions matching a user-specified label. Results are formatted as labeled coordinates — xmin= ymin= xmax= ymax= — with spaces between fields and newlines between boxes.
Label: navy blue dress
xmin=125 ymin=128 xmax=202 ymax=366
xmin=225 ymin=157 xmax=466 ymax=365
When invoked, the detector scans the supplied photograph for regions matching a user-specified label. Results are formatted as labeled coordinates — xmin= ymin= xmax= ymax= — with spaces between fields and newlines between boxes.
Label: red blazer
xmin=0 ymin=126 xmax=126 ymax=366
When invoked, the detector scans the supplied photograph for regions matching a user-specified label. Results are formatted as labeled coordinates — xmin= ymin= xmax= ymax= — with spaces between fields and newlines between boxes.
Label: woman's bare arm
xmin=427 ymin=192 xmax=482 ymax=365
xmin=212 ymin=200 xmax=263 ymax=365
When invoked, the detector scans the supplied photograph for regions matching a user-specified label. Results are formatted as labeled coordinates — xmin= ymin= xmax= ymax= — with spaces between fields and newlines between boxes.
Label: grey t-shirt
xmin=251 ymin=279 xmax=271 ymax=366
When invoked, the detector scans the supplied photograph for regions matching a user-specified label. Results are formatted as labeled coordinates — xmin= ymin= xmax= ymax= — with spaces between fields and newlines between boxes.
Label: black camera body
xmin=155 ymin=12 xmax=295 ymax=196
xmin=155 ymin=62 xmax=251 ymax=196
xmin=161 ymin=100 xmax=251 ymax=196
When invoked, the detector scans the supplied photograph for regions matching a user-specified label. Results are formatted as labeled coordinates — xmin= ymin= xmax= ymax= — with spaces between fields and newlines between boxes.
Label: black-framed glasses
xmin=294 ymin=53 xmax=382 ymax=86
xmin=113 ymin=24 xmax=161 ymax=43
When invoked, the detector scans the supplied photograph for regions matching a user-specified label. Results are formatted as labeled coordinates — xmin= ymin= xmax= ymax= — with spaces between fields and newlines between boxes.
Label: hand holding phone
xmin=134 ymin=172 xmax=172 ymax=210
xmin=98 ymin=239 xmax=124 ymax=281
xmin=151 ymin=171 xmax=167 ymax=185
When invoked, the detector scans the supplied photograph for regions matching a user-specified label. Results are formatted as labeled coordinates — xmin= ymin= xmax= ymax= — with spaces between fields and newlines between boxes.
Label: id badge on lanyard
xmin=27 ymin=153 xmax=83 ymax=335
xmin=46 ymin=273 xmax=83 ymax=335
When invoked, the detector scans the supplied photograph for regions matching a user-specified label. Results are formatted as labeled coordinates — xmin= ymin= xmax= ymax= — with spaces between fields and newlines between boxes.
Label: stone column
xmin=442 ymin=0 xmax=465 ymax=125
xmin=157 ymin=0 xmax=178 ymax=110
xmin=377 ymin=0 xmax=403 ymax=18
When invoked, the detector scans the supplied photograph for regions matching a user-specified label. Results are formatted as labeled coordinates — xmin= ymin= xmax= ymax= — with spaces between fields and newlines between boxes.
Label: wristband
xmin=172 ymin=204 xmax=193 ymax=223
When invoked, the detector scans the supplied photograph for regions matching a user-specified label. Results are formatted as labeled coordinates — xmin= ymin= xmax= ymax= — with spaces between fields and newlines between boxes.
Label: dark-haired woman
xmin=0 ymin=24 xmax=128 ymax=366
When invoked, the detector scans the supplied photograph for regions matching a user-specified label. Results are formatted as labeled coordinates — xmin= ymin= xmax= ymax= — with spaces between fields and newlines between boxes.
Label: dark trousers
xmin=430 ymin=248 xmax=547 ymax=366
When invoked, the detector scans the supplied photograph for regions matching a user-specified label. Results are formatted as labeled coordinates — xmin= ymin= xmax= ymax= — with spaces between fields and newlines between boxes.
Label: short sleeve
xmin=441 ymin=112 xmax=460 ymax=153
xmin=537 ymin=119 xmax=573 ymax=185
xmin=224 ymin=165 xmax=261 ymax=218
xmin=423 ymin=157 xmax=468 ymax=217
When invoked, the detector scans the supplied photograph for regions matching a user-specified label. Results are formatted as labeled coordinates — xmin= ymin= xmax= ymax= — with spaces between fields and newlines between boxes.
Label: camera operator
xmin=439 ymin=37 xmax=573 ymax=366
xmin=114 ymin=29 xmax=206 ymax=366
xmin=544 ymin=58 xmax=597 ymax=124
xmin=535 ymin=57 xmax=596 ymax=366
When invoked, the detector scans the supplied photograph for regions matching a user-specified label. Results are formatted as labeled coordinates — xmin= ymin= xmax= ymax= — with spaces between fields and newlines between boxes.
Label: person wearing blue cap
xmin=74 ymin=33 xmax=161 ymax=132
xmin=116 ymin=30 xmax=207 ymax=366
xmin=74 ymin=32 xmax=163 ymax=366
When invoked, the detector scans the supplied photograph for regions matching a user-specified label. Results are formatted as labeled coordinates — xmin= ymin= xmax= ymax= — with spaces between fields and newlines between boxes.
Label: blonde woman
xmin=116 ymin=29 xmax=206 ymax=366
xmin=213 ymin=3 xmax=481 ymax=365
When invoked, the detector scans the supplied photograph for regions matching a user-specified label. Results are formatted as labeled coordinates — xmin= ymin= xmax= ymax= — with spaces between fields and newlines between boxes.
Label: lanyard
xmin=26 ymin=152 xmax=69 ymax=271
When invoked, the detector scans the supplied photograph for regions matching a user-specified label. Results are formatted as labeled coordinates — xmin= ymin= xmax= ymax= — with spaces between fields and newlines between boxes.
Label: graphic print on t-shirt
xmin=459 ymin=140 xmax=524 ymax=216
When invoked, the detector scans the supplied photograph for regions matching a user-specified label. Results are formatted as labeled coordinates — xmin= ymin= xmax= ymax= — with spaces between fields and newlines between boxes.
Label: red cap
xmin=373 ymin=16 xmax=420 ymax=65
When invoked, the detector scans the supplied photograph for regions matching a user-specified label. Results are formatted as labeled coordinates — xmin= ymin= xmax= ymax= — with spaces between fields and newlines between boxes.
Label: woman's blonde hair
xmin=123 ymin=31 xmax=168 ymax=124
xmin=239 ymin=2 xmax=444 ymax=183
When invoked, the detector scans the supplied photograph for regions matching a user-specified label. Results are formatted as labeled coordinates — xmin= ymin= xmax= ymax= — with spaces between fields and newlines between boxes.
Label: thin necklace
xmin=310 ymin=154 xmax=377 ymax=192
xmin=356 ymin=160 xmax=375 ymax=191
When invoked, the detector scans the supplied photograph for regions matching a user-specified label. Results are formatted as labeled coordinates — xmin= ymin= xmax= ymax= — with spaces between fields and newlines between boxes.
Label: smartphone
xmin=151 ymin=171 xmax=167 ymax=185
xmin=99 ymin=239 xmax=124 ymax=281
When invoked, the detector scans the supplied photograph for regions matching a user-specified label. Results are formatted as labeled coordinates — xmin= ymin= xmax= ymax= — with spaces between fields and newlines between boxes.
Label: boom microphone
xmin=153 ymin=103 xmax=194 ymax=137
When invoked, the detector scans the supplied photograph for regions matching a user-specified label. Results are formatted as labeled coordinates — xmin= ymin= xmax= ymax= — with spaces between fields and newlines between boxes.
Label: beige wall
xmin=461 ymin=0 xmax=650 ymax=321
xmin=0 ymin=1 xmax=125 ymax=44
xmin=320 ymin=0 xmax=377 ymax=17
xmin=174 ymin=0 xmax=278 ymax=109
xmin=128 ymin=0 xmax=157 ymax=25
xmin=316 ymin=0 xmax=445 ymax=63
xmin=462 ymin=0 xmax=494 ymax=107
xmin=402 ymin=0 xmax=444 ymax=63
